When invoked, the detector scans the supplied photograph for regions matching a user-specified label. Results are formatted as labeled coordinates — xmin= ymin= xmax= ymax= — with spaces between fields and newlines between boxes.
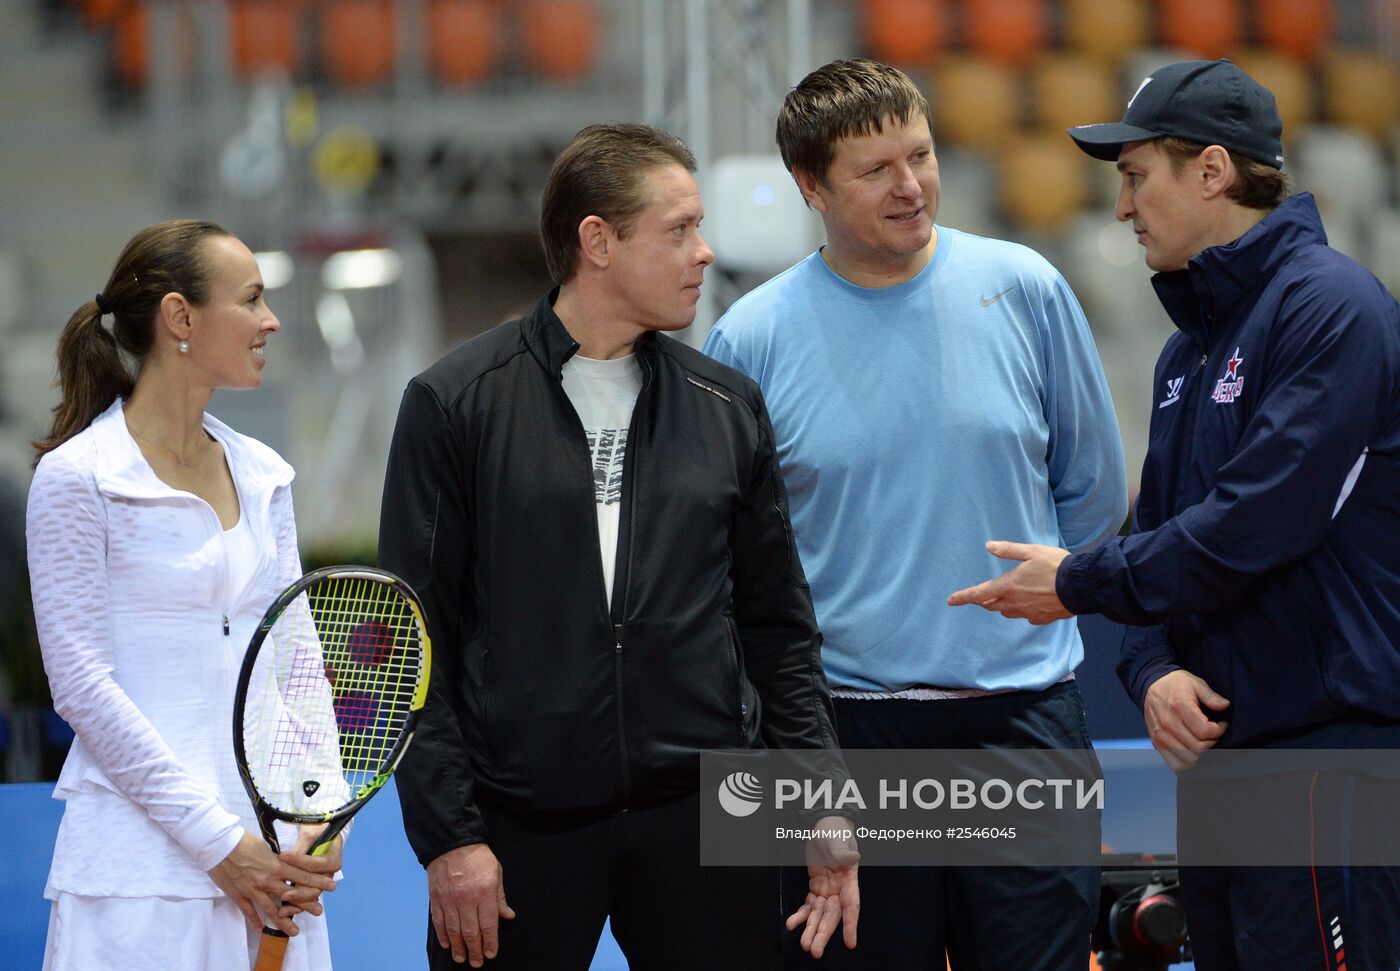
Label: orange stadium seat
xmin=1000 ymin=134 xmax=1089 ymax=231
xmin=111 ymin=1 xmax=194 ymax=89
xmin=1230 ymin=49 xmax=1315 ymax=133
xmin=1323 ymin=50 xmax=1400 ymax=138
xmin=230 ymin=0 xmax=301 ymax=78
xmin=1063 ymin=0 xmax=1149 ymax=66
xmin=1159 ymin=0 xmax=1243 ymax=59
xmin=1029 ymin=54 xmax=1117 ymax=136
xmin=965 ymin=0 xmax=1047 ymax=67
xmin=321 ymin=0 xmax=397 ymax=89
xmin=1255 ymin=0 xmax=1333 ymax=64
xmin=427 ymin=0 xmax=504 ymax=86
xmin=82 ymin=0 xmax=130 ymax=28
xmin=930 ymin=55 xmax=1018 ymax=153
xmin=520 ymin=0 xmax=600 ymax=82
xmin=113 ymin=2 xmax=147 ymax=87
xmin=861 ymin=0 xmax=948 ymax=68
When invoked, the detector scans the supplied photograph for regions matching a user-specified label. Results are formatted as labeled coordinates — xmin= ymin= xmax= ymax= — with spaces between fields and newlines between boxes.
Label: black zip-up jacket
xmin=378 ymin=293 xmax=842 ymax=867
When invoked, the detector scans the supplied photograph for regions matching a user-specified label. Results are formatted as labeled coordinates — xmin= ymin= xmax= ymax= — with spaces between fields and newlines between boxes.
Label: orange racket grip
xmin=253 ymin=927 xmax=290 ymax=971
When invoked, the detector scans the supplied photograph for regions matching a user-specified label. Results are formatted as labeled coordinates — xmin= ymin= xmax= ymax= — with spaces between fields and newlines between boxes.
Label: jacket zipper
xmin=208 ymin=502 xmax=232 ymax=637
xmin=724 ymin=613 xmax=746 ymax=744
xmin=557 ymin=347 xmax=652 ymax=809
xmin=1174 ymin=347 xmax=1211 ymax=494
xmin=613 ymin=623 xmax=629 ymax=808
xmin=607 ymin=352 xmax=650 ymax=809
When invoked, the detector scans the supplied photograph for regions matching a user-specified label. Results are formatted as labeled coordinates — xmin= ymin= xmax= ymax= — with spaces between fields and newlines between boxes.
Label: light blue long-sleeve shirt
xmin=704 ymin=228 xmax=1127 ymax=692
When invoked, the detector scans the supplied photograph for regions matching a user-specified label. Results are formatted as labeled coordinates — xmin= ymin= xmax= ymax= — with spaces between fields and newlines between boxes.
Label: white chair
xmin=705 ymin=155 xmax=821 ymax=274
xmin=1293 ymin=125 xmax=1387 ymax=224
xmin=1366 ymin=205 xmax=1400 ymax=296
xmin=933 ymin=146 xmax=999 ymax=239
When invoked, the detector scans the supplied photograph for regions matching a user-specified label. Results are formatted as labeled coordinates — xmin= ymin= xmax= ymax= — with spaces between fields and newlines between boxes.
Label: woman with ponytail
xmin=27 ymin=220 xmax=341 ymax=970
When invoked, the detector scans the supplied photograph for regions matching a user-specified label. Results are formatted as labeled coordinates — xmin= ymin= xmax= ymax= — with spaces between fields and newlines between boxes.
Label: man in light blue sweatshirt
xmin=703 ymin=58 xmax=1128 ymax=970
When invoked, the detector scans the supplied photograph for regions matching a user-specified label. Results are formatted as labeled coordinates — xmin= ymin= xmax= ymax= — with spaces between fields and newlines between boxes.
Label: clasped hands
xmin=209 ymin=825 xmax=343 ymax=937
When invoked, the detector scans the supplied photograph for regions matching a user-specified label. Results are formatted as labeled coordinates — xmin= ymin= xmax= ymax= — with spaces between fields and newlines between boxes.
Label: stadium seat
xmin=860 ymin=0 xmax=948 ymax=68
xmin=321 ymin=0 xmax=397 ymax=89
xmin=521 ymin=0 xmax=600 ymax=82
xmin=427 ymin=0 xmax=504 ymax=86
xmin=109 ymin=1 xmax=197 ymax=90
xmin=1322 ymin=50 xmax=1400 ymax=138
xmin=230 ymin=0 xmax=301 ymax=79
xmin=930 ymin=55 xmax=1019 ymax=153
xmin=1029 ymin=54 xmax=1117 ymax=137
xmin=999 ymin=134 xmax=1088 ymax=231
xmin=81 ymin=0 xmax=130 ymax=28
xmin=1255 ymin=0 xmax=1332 ymax=64
xmin=1063 ymin=0 xmax=1149 ymax=67
xmin=1159 ymin=0 xmax=1243 ymax=59
xmin=1229 ymin=49 xmax=1315 ymax=134
xmin=113 ymin=2 xmax=147 ymax=88
xmin=965 ymin=0 xmax=1047 ymax=67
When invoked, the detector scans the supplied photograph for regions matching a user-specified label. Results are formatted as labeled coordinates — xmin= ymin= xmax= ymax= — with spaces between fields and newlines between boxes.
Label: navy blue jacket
xmin=1058 ymin=194 xmax=1400 ymax=746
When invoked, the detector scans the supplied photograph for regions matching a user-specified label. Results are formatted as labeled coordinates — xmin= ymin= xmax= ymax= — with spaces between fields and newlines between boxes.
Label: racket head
xmin=234 ymin=565 xmax=431 ymax=841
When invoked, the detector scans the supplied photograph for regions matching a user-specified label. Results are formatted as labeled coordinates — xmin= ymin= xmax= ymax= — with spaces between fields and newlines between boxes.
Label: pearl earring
xmin=179 ymin=339 xmax=189 ymax=354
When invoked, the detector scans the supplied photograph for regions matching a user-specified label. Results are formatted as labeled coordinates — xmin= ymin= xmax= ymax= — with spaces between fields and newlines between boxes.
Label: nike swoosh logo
xmin=979 ymin=287 xmax=1014 ymax=308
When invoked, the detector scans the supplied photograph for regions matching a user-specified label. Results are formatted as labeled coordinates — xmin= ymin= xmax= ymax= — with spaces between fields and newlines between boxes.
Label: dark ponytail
xmin=32 ymin=218 xmax=230 ymax=466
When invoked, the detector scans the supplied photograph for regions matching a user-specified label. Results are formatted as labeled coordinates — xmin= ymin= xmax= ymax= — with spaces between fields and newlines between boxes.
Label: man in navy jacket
xmin=949 ymin=60 xmax=1400 ymax=969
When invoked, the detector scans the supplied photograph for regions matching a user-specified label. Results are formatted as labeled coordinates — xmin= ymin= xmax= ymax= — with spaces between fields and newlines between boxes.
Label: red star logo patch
xmin=1225 ymin=348 xmax=1243 ymax=380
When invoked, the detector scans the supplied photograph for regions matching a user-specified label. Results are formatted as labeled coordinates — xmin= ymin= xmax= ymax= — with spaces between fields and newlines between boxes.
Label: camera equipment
xmin=1094 ymin=853 xmax=1190 ymax=971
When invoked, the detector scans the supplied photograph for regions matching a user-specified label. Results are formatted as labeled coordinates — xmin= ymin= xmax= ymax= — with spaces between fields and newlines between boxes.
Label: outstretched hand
xmin=786 ymin=816 xmax=859 ymax=959
xmin=946 ymin=541 xmax=1073 ymax=625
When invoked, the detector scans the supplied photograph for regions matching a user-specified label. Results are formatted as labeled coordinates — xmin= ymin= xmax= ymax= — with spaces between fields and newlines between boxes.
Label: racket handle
xmin=307 ymin=819 xmax=347 ymax=858
xmin=253 ymin=927 xmax=290 ymax=971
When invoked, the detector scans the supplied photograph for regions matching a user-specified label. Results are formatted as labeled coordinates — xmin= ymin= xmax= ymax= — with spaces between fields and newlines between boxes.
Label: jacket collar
xmin=89 ymin=398 xmax=294 ymax=500
xmin=1152 ymin=192 xmax=1327 ymax=348
xmin=521 ymin=288 xmax=660 ymax=380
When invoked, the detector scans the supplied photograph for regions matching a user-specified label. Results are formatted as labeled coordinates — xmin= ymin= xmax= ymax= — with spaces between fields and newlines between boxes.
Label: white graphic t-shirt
xmin=561 ymin=352 xmax=642 ymax=605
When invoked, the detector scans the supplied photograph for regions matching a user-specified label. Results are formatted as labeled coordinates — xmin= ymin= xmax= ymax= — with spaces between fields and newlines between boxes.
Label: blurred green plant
xmin=0 ymin=566 xmax=47 ymax=708
xmin=301 ymin=543 xmax=379 ymax=572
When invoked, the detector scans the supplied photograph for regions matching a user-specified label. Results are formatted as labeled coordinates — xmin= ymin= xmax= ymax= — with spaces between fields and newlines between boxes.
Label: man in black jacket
xmin=378 ymin=122 xmax=857 ymax=970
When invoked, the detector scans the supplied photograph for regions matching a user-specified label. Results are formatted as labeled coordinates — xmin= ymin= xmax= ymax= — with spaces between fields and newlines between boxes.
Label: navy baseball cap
xmin=1067 ymin=59 xmax=1285 ymax=169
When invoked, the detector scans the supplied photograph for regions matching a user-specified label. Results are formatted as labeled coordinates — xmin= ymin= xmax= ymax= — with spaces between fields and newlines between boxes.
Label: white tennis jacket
xmin=27 ymin=398 xmax=299 ymax=898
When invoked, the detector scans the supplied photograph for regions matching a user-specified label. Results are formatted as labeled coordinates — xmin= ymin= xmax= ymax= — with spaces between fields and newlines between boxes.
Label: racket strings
xmin=243 ymin=575 xmax=424 ymax=817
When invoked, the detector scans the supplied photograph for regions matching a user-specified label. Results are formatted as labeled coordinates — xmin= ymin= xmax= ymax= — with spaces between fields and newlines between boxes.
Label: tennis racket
xmin=233 ymin=565 xmax=431 ymax=971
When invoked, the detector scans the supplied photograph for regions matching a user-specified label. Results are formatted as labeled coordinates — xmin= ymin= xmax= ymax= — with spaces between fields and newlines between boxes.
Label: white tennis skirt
xmin=42 ymin=893 xmax=332 ymax=971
